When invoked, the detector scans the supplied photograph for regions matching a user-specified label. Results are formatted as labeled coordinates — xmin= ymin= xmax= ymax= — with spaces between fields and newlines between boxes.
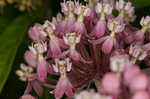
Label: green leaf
xmin=130 ymin=0 xmax=150 ymax=8
xmin=0 ymin=14 xmax=36 ymax=93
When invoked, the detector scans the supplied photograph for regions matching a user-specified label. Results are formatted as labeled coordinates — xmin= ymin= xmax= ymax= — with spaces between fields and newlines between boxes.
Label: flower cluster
xmin=16 ymin=0 xmax=150 ymax=99
xmin=0 ymin=0 xmax=34 ymax=12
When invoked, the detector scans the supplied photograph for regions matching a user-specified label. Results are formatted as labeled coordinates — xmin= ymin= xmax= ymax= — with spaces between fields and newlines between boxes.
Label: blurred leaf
xmin=0 ymin=14 xmax=36 ymax=93
xmin=130 ymin=0 xmax=150 ymax=8
xmin=0 ymin=5 xmax=21 ymax=34
xmin=0 ymin=16 xmax=10 ymax=33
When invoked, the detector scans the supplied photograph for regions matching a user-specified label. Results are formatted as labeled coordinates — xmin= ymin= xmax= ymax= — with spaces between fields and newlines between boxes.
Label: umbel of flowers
xmin=16 ymin=0 xmax=150 ymax=99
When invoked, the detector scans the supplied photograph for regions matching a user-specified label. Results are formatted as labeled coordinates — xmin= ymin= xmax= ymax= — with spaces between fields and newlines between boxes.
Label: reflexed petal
xmin=50 ymin=39 xmax=61 ymax=58
xmin=24 ymin=50 xmax=37 ymax=68
xmin=102 ymin=37 xmax=114 ymax=54
xmin=37 ymin=60 xmax=48 ymax=79
xmin=31 ymin=80 xmax=43 ymax=96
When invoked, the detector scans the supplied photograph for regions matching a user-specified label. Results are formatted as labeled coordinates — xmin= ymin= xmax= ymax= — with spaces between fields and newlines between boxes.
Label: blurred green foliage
xmin=0 ymin=0 xmax=150 ymax=99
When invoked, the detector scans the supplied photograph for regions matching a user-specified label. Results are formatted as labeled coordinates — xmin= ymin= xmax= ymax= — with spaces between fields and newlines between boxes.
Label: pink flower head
xmin=110 ymin=52 xmax=131 ymax=72
xmin=28 ymin=24 xmax=46 ymax=42
xmin=20 ymin=94 xmax=36 ymax=99
xmin=16 ymin=64 xmax=34 ymax=81
xmin=75 ymin=90 xmax=112 ymax=99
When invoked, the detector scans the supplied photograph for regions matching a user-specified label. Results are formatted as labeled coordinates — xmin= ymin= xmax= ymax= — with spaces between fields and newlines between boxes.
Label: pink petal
xmin=102 ymin=37 xmax=114 ymax=54
xmin=73 ymin=21 xmax=87 ymax=34
xmin=50 ymin=38 xmax=61 ymax=58
xmin=131 ymin=91 xmax=150 ymax=99
xmin=91 ymin=19 xmax=106 ymax=38
xmin=28 ymin=24 xmax=46 ymax=42
xmin=102 ymin=72 xmax=120 ymax=94
xmin=24 ymin=83 xmax=32 ymax=94
xmin=142 ymin=43 xmax=150 ymax=51
xmin=24 ymin=50 xmax=37 ymax=68
xmin=123 ymin=65 xmax=141 ymax=85
xmin=134 ymin=30 xmax=144 ymax=41
xmin=65 ymin=80 xmax=74 ymax=98
xmin=58 ymin=38 xmax=69 ymax=49
xmin=47 ymin=63 xmax=57 ymax=75
xmin=45 ymin=50 xmax=52 ymax=59
xmin=20 ymin=94 xmax=36 ymax=99
xmin=54 ymin=78 xmax=66 ymax=99
xmin=31 ymin=80 xmax=43 ymax=96
xmin=54 ymin=77 xmax=73 ymax=99
xmin=70 ymin=50 xmax=80 ymax=61
xmin=37 ymin=60 xmax=48 ymax=79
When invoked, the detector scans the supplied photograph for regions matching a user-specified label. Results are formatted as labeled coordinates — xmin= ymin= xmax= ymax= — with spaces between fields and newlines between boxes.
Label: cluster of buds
xmin=15 ymin=0 xmax=33 ymax=11
xmin=0 ymin=0 xmax=14 ymax=11
xmin=16 ymin=0 xmax=150 ymax=99
xmin=0 ymin=0 xmax=34 ymax=12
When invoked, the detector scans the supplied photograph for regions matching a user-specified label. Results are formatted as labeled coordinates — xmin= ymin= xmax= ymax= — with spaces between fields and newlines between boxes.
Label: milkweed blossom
xmin=16 ymin=0 xmax=150 ymax=99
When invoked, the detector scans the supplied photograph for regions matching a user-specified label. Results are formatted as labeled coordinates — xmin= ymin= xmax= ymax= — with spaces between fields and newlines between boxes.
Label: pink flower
xmin=91 ymin=19 xmax=106 ymax=38
xmin=49 ymin=37 xmax=62 ymax=58
xmin=51 ymin=58 xmax=73 ymax=99
xmin=16 ymin=64 xmax=34 ymax=81
xmin=51 ymin=77 xmax=74 ymax=99
xmin=129 ymin=44 xmax=147 ymax=61
xmin=134 ymin=30 xmax=144 ymax=41
xmin=110 ymin=53 xmax=131 ymax=72
xmin=24 ymin=50 xmax=37 ymax=68
xmin=102 ymin=72 xmax=120 ymax=94
xmin=129 ymin=73 xmax=148 ymax=92
xmin=131 ymin=91 xmax=150 ymax=99
xmin=28 ymin=24 xmax=46 ymax=42
xmin=24 ymin=75 xmax=44 ymax=96
xmin=37 ymin=59 xmax=48 ymax=79
xmin=75 ymin=90 xmax=112 ymax=99
xmin=123 ymin=65 xmax=141 ymax=85
xmin=102 ymin=36 xmax=114 ymax=54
